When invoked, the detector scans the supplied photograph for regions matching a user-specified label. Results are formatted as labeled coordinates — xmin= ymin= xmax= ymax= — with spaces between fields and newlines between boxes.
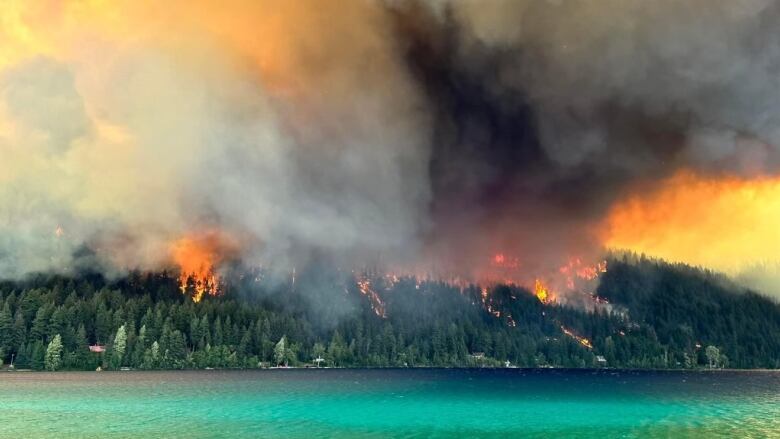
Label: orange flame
xmin=534 ymin=279 xmax=552 ymax=304
xmin=356 ymin=275 xmax=387 ymax=318
xmin=561 ymin=325 xmax=593 ymax=349
xmin=170 ymin=231 xmax=235 ymax=302
xmin=558 ymin=258 xmax=607 ymax=289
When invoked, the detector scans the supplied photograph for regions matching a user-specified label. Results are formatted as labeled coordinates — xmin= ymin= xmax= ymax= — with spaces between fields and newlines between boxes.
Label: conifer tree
xmin=45 ymin=334 xmax=63 ymax=371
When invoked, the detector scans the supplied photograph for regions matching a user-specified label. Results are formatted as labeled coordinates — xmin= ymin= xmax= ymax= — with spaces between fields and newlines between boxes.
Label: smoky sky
xmin=2 ymin=0 xmax=780 ymax=283
xmin=382 ymin=0 xmax=780 ymax=278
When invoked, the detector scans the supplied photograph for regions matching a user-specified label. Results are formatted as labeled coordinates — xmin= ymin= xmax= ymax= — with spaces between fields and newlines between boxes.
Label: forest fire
xmin=170 ymin=232 xmax=236 ymax=302
xmin=534 ymin=279 xmax=552 ymax=304
xmin=561 ymin=326 xmax=593 ymax=349
xmin=356 ymin=275 xmax=387 ymax=318
xmin=559 ymin=259 xmax=608 ymax=290
xmin=449 ymin=252 xmax=609 ymax=306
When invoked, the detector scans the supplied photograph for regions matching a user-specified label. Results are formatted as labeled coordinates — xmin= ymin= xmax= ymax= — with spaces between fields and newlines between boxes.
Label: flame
xmin=558 ymin=258 xmax=607 ymax=289
xmin=356 ymin=274 xmax=387 ymax=318
xmin=561 ymin=325 xmax=593 ymax=349
xmin=534 ymin=279 xmax=552 ymax=304
xmin=170 ymin=231 xmax=235 ymax=302
xmin=602 ymin=171 xmax=780 ymax=273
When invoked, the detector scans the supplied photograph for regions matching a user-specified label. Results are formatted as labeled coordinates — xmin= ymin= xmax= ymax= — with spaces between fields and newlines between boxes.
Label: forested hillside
xmin=597 ymin=255 xmax=780 ymax=369
xmin=0 ymin=256 xmax=777 ymax=371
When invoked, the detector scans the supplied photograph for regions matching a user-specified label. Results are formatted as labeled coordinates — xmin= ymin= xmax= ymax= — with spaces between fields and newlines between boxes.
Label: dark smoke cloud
xmin=2 ymin=0 xmax=780 ymax=290
xmin=381 ymin=0 xmax=780 ymax=278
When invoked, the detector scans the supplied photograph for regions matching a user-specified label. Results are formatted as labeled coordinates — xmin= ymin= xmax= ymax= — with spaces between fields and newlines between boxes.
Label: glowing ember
xmin=170 ymin=231 xmax=234 ymax=302
xmin=561 ymin=325 xmax=593 ymax=349
xmin=356 ymin=275 xmax=387 ymax=318
xmin=558 ymin=258 xmax=607 ymax=290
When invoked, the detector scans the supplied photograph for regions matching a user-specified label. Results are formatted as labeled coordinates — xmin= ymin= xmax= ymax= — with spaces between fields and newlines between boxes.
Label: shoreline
xmin=2 ymin=366 xmax=777 ymax=373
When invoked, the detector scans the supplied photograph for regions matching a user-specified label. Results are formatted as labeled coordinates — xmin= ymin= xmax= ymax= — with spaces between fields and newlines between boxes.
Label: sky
xmin=2 ymin=0 xmax=780 ymax=297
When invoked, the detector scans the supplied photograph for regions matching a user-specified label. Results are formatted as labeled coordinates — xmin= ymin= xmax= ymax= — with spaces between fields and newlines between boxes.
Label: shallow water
xmin=1 ymin=369 xmax=778 ymax=438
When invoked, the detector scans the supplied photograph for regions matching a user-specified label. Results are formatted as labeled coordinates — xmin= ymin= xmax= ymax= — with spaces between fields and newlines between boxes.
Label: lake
xmin=1 ymin=369 xmax=778 ymax=438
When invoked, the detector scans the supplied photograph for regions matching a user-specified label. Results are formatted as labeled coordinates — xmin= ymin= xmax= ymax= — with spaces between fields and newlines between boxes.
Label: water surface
xmin=1 ymin=369 xmax=778 ymax=438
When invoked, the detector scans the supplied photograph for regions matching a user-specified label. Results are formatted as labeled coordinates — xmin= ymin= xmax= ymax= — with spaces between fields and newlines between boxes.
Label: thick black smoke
xmin=381 ymin=0 xmax=780 ymax=278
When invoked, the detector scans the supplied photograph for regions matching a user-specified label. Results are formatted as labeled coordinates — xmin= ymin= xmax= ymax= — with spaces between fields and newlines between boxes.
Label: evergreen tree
xmin=274 ymin=336 xmax=287 ymax=366
xmin=132 ymin=325 xmax=147 ymax=367
xmin=74 ymin=324 xmax=90 ymax=369
xmin=0 ymin=303 xmax=14 ymax=360
xmin=45 ymin=334 xmax=63 ymax=371
xmin=0 ymin=258 xmax=775 ymax=371
xmin=112 ymin=324 xmax=127 ymax=368
xmin=31 ymin=341 xmax=45 ymax=370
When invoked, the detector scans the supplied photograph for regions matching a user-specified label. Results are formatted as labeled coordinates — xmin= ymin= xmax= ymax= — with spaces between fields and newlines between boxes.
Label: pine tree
xmin=132 ymin=325 xmax=147 ymax=367
xmin=0 ymin=303 xmax=14 ymax=360
xmin=12 ymin=311 xmax=25 ymax=350
xmin=45 ymin=334 xmax=63 ymax=371
xmin=74 ymin=324 xmax=90 ymax=369
xmin=274 ymin=336 xmax=287 ymax=366
xmin=30 ymin=341 xmax=45 ymax=370
xmin=112 ymin=324 xmax=127 ymax=368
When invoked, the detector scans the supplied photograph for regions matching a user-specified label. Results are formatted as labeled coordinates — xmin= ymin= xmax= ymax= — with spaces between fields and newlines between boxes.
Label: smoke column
xmin=2 ymin=1 xmax=780 ymax=296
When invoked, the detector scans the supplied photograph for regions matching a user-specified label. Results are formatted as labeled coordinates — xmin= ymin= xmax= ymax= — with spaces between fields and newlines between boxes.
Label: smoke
xmin=0 ymin=0 xmax=431 ymax=278
xmin=389 ymin=0 xmax=780 ymax=290
xmin=2 ymin=1 xmax=780 ymax=297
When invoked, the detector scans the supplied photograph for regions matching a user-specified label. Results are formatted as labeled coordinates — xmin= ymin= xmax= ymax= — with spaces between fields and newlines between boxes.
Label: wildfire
xmin=170 ymin=231 xmax=235 ymax=302
xmin=558 ymin=258 xmax=607 ymax=289
xmin=561 ymin=325 xmax=593 ymax=349
xmin=534 ymin=279 xmax=552 ymax=304
xmin=356 ymin=275 xmax=387 ymax=318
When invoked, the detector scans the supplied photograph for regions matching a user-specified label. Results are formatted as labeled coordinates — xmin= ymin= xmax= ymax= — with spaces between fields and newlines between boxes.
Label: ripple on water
xmin=0 ymin=369 xmax=778 ymax=438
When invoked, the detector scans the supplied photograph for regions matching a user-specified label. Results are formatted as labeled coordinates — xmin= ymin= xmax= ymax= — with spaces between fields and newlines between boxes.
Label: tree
xmin=165 ymin=330 xmax=188 ymax=369
xmin=74 ymin=324 xmax=90 ymax=369
xmin=143 ymin=341 xmax=160 ymax=369
xmin=705 ymin=345 xmax=720 ymax=368
xmin=30 ymin=341 xmax=45 ymax=370
xmin=274 ymin=336 xmax=287 ymax=366
xmin=12 ymin=311 xmax=26 ymax=351
xmin=112 ymin=324 xmax=127 ymax=368
xmin=0 ymin=303 xmax=14 ymax=360
xmin=132 ymin=325 xmax=147 ymax=367
xmin=45 ymin=334 xmax=63 ymax=371
xmin=312 ymin=342 xmax=326 ymax=367
xmin=328 ymin=331 xmax=347 ymax=367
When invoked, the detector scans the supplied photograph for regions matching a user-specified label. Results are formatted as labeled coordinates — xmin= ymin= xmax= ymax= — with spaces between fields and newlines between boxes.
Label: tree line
xmin=0 ymin=255 xmax=778 ymax=371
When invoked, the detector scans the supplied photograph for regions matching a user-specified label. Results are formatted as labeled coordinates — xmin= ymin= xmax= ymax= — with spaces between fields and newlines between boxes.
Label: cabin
xmin=595 ymin=355 xmax=607 ymax=367
xmin=89 ymin=344 xmax=105 ymax=353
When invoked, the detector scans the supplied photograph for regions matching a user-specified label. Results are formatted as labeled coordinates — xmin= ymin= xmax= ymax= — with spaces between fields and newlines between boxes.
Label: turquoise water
xmin=1 ymin=369 xmax=778 ymax=438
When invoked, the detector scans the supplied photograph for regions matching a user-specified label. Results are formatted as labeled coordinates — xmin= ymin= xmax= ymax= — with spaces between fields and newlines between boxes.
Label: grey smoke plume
xmin=1 ymin=0 xmax=779 ymax=295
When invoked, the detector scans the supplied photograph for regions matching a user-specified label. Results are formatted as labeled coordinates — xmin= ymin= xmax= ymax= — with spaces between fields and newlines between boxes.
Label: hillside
xmin=0 ymin=257 xmax=778 ymax=371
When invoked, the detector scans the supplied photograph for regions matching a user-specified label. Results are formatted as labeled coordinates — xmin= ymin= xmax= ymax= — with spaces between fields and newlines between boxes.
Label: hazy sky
xmin=2 ymin=0 xmax=780 ymax=296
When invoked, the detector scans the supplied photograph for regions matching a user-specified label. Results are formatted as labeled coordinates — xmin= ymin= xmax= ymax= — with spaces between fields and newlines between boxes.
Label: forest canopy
xmin=0 ymin=256 xmax=777 ymax=371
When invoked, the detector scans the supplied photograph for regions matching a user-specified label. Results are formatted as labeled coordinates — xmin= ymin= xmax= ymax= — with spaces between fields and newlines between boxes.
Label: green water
xmin=1 ymin=369 xmax=778 ymax=438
